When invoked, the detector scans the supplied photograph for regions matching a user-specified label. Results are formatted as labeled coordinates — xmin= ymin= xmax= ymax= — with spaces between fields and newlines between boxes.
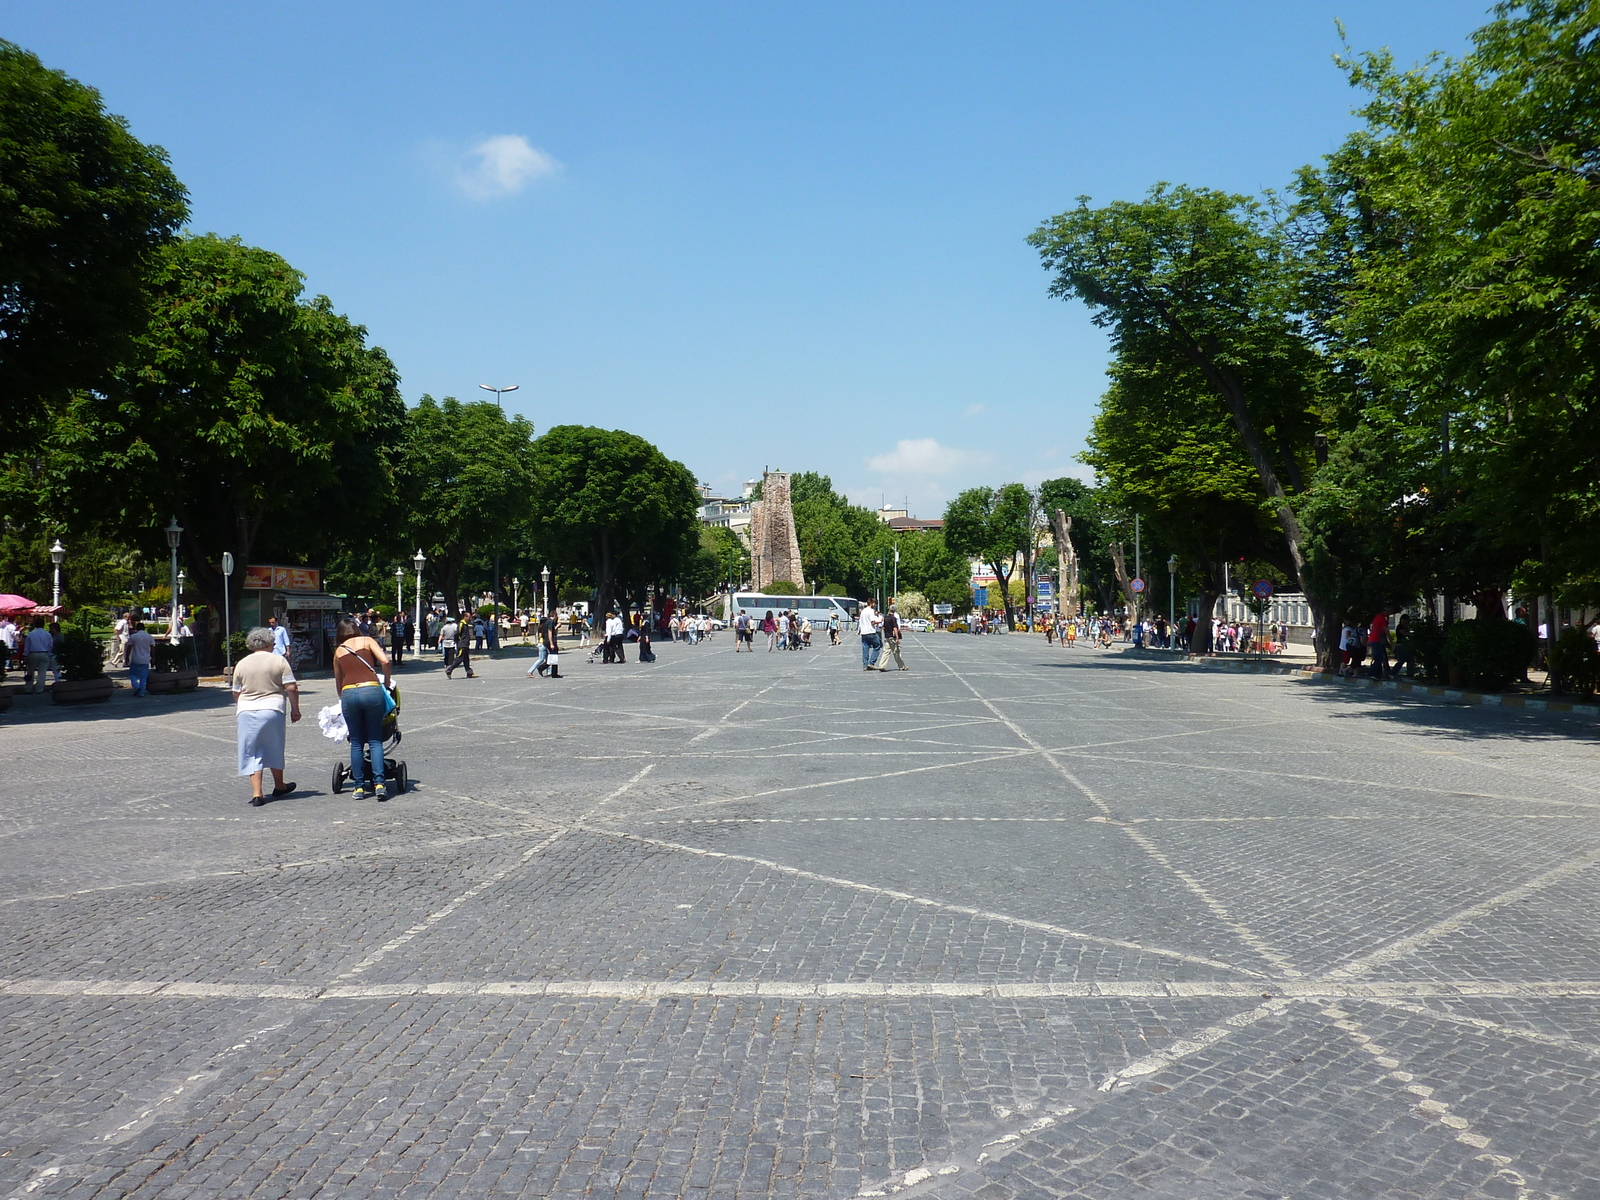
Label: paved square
xmin=3 ymin=633 xmax=1599 ymax=1198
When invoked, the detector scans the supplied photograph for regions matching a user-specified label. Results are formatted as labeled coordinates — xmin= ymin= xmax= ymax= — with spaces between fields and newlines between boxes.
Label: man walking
xmin=22 ymin=617 xmax=53 ymax=694
xmin=1367 ymin=609 xmax=1390 ymax=679
xmin=872 ymin=601 xmax=908 ymax=671
xmin=126 ymin=620 xmax=154 ymax=696
xmin=603 ymin=610 xmax=625 ymax=663
xmin=858 ymin=601 xmax=882 ymax=670
xmin=268 ymin=615 xmax=290 ymax=657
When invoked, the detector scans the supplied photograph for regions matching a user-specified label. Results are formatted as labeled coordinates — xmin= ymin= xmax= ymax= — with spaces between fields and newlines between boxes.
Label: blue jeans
xmin=861 ymin=633 xmax=882 ymax=668
xmin=129 ymin=663 xmax=149 ymax=695
xmin=340 ymin=684 xmax=387 ymax=789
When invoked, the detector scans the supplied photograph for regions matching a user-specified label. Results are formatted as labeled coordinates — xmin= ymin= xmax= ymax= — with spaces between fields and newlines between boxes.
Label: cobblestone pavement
xmin=3 ymin=632 xmax=1599 ymax=1199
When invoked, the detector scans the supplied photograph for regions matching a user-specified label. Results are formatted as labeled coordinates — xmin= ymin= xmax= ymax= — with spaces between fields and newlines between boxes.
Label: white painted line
xmin=1098 ymin=997 xmax=1298 ymax=1090
xmin=587 ymin=827 xmax=1254 ymax=973
xmin=7 ymin=978 xmax=1600 ymax=1003
xmin=1326 ymin=850 xmax=1600 ymax=979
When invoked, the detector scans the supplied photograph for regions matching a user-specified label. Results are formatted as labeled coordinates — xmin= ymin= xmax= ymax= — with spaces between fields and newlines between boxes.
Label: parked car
xmin=902 ymin=617 xmax=932 ymax=632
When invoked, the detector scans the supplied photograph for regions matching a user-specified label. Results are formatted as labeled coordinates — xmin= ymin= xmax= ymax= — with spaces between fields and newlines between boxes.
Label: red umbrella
xmin=0 ymin=594 xmax=38 ymax=613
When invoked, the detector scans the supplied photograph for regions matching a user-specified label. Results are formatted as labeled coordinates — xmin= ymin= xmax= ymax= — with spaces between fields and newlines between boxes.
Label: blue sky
xmin=12 ymin=2 xmax=1485 ymax=515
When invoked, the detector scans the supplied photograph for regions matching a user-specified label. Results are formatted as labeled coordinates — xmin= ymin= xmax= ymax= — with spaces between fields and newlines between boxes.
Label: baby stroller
xmin=324 ymin=691 xmax=409 ymax=795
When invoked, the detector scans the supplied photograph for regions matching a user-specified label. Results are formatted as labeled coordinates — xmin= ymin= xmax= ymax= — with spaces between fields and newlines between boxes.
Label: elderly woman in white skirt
xmin=233 ymin=626 xmax=302 ymax=807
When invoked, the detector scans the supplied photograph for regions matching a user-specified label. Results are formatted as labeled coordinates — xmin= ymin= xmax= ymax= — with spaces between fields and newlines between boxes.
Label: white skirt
xmin=237 ymin=707 xmax=287 ymax=774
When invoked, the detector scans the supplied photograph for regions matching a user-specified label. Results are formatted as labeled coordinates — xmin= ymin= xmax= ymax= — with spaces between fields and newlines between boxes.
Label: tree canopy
xmin=0 ymin=41 xmax=187 ymax=444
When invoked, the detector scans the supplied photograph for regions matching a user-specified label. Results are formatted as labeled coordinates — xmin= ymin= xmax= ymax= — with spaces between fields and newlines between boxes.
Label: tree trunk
xmin=1194 ymin=586 xmax=1218 ymax=654
xmin=990 ymin=560 xmax=1017 ymax=630
xmin=1109 ymin=543 xmax=1139 ymax=619
xmin=1315 ymin=609 xmax=1343 ymax=673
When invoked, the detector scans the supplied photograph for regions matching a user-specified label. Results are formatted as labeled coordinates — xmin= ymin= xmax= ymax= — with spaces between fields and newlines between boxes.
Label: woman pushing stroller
xmin=334 ymin=617 xmax=395 ymax=800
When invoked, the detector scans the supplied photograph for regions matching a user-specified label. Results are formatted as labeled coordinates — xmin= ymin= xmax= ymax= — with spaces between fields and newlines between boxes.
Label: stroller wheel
xmin=331 ymin=762 xmax=346 ymax=795
xmin=395 ymin=762 xmax=408 ymax=795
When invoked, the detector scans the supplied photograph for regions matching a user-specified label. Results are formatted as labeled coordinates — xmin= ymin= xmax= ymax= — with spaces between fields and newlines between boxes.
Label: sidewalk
xmin=1111 ymin=644 xmax=1600 ymax=720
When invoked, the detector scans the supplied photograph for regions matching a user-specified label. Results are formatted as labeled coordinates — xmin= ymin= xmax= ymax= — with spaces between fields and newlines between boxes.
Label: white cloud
xmin=963 ymin=403 xmax=985 ymax=417
xmin=453 ymin=134 xmax=560 ymax=199
xmin=866 ymin=438 xmax=982 ymax=475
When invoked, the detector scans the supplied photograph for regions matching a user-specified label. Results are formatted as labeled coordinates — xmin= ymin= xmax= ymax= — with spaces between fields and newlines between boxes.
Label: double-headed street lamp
xmin=49 ymin=539 xmax=65 ymax=608
xmin=479 ymin=383 xmax=519 ymax=408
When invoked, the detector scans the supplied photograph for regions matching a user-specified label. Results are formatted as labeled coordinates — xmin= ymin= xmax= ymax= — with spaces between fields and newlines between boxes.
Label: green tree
xmin=943 ymin=484 xmax=1032 ymax=629
xmin=1083 ymin=358 xmax=1294 ymax=651
xmin=1029 ymin=186 xmax=1324 ymax=620
xmin=41 ymin=235 xmax=404 ymax=650
xmin=527 ymin=426 xmax=699 ymax=621
xmin=400 ymin=396 xmax=536 ymax=618
xmin=1294 ymin=0 xmax=1600 ymax=622
xmin=0 ymin=42 xmax=187 ymax=444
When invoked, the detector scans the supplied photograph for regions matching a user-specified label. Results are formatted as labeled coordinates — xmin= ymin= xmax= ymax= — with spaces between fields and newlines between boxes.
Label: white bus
xmin=732 ymin=594 xmax=862 ymax=627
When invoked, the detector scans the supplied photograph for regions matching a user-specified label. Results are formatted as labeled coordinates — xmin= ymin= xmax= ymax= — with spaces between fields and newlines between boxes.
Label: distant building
xmin=877 ymin=505 xmax=943 ymax=532
xmin=698 ymin=478 xmax=757 ymax=539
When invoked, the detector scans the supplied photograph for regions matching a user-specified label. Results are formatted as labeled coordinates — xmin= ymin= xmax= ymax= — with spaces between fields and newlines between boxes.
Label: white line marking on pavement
xmin=330 ymin=764 xmax=656 ymax=981
xmin=6 ymin=978 xmax=1599 ymax=1002
xmin=1367 ymin=997 xmax=1600 ymax=1061
xmin=1325 ymin=849 xmax=1600 ymax=979
xmin=1119 ymin=825 xmax=1304 ymax=978
xmin=577 ymin=827 xmax=1260 ymax=974
xmin=918 ymin=637 xmax=1307 ymax=978
xmin=1098 ymin=997 xmax=1298 ymax=1090
xmin=1317 ymin=1005 xmax=1553 ymax=1197
xmin=628 ymin=749 xmax=1037 ymax=816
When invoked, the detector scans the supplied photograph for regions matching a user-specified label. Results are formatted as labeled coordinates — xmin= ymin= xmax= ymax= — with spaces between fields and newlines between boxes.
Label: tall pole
xmin=395 ymin=567 xmax=403 ymax=615
xmin=893 ymin=544 xmax=899 ymax=606
xmin=413 ymin=550 xmax=426 ymax=658
xmin=222 ymin=551 xmax=234 ymax=672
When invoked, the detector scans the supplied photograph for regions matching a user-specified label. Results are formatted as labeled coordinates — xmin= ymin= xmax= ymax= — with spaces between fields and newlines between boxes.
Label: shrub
xmin=373 ymin=604 xmax=397 ymax=620
xmin=1404 ymin=618 xmax=1448 ymax=682
xmin=56 ymin=612 xmax=107 ymax=681
xmin=765 ymin=580 xmax=800 ymax=596
xmin=227 ymin=631 xmax=250 ymax=663
xmin=896 ymin=591 xmax=930 ymax=620
xmin=1546 ymin=626 xmax=1600 ymax=698
xmin=1443 ymin=618 xmax=1537 ymax=692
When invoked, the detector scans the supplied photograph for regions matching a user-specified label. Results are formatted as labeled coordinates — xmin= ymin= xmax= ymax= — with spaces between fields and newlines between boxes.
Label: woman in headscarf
xmin=233 ymin=626 xmax=302 ymax=807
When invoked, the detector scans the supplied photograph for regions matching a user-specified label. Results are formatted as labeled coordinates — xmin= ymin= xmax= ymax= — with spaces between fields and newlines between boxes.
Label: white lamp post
xmin=395 ymin=566 xmax=404 ymax=616
xmin=479 ymin=383 xmax=519 ymax=408
xmin=175 ymin=569 xmax=187 ymax=643
xmin=541 ymin=565 xmax=550 ymax=618
xmin=49 ymin=539 xmax=65 ymax=607
xmin=164 ymin=517 xmax=182 ymax=639
xmin=412 ymin=549 xmax=426 ymax=655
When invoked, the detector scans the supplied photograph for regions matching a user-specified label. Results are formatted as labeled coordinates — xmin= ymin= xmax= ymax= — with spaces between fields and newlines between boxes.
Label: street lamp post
xmin=176 ymin=569 xmax=186 ymax=641
xmin=479 ymin=383 xmax=519 ymax=408
xmin=164 ymin=517 xmax=183 ymax=640
xmin=49 ymin=539 xmax=65 ymax=608
xmin=1167 ymin=554 xmax=1178 ymax=643
xmin=412 ymin=549 xmax=426 ymax=655
xmin=540 ymin=565 xmax=550 ymax=618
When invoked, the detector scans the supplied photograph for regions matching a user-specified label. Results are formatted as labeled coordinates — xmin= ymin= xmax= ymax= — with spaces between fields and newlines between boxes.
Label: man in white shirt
xmin=110 ymin=611 xmax=130 ymax=667
xmin=603 ymin=611 xmax=625 ymax=663
xmin=22 ymin=618 xmax=54 ymax=693
xmin=858 ymin=603 xmax=882 ymax=670
xmin=126 ymin=621 xmax=155 ymax=695
xmin=269 ymin=616 xmax=291 ymax=657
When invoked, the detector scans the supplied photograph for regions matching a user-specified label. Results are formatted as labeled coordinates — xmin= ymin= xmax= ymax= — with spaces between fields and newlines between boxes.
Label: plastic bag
xmin=318 ymin=703 xmax=348 ymax=741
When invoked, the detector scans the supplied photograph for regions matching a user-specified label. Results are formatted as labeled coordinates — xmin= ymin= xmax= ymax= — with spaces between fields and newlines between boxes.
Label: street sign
xmin=973 ymin=586 xmax=988 ymax=608
xmin=221 ymin=552 xmax=235 ymax=576
xmin=1036 ymin=580 xmax=1053 ymax=600
xmin=1130 ymin=577 xmax=1145 ymax=594
xmin=932 ymin=603 xmax=953 ymax=615
xmin=1252 ymin=579 xmax=1274 ymax=599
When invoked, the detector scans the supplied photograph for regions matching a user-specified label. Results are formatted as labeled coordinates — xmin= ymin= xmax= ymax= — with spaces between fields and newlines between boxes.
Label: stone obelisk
xmin=749 ymin=470 xmax=805 ymax=592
